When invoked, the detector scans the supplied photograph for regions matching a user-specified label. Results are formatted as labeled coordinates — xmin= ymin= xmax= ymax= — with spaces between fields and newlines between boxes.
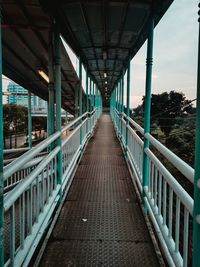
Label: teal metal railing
xmin=112 ymin=108 xmax=193 ymax=267
xmin=2 ymin=108 xmax=100 ymax=267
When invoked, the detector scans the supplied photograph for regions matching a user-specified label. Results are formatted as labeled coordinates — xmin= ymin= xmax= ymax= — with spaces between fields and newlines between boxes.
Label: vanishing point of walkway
xmin=40 ymin=115 xmax=160 ymax=266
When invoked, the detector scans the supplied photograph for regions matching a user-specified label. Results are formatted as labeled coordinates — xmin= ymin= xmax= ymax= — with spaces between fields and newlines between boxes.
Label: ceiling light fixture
xmin=104 ymin=72 xmax=107 ymax=78
xmin=105 ymin=81 xmax=107 ymax=84
xmin=103 ymin=50 xmax=107 ymax=60
xmin=38 ymin=69 xmax=49 ymax=83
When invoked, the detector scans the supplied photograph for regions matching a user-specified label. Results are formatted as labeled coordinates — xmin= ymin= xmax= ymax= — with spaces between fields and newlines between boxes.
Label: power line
xmin=133 ymin=98 xmax=197 ymax=119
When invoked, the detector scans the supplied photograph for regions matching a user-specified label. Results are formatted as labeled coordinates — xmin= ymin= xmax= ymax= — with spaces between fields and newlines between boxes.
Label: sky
xmin=129 ymin=0 xmax=198 ymax=108
xmin=3 ymin=0 xmax=199 ymax=108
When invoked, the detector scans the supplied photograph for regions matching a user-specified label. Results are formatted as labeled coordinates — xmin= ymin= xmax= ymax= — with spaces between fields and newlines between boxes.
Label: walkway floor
xmin=40 ymin=114 xmax=160 ymax=267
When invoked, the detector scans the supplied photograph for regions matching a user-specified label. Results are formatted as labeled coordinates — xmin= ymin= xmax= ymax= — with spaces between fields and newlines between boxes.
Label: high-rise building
xmin=7 ymin=82 xmax=46 ymax=110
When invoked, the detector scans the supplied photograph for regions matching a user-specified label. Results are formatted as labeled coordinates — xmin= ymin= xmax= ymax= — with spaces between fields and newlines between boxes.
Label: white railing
xmin=113 ymin=109 xmax=194 ymax=267
xmin=3 ymin=108 xmax=100 ymax=267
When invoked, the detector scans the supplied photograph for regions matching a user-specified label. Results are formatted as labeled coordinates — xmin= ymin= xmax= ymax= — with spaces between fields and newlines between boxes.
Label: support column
xmin=86 ymin=67 xmax=89 ymax=133
xmin=28 ymin=91 xmax=32 ymax=148
xmin=92 ymin=81 xmax=95 ymax=111
xmin=48 ymin=29 xmax=55 ymax=139
xmin=121 ymin=74 xmax=124 ymax=137
xmin=193 ymin=4 xmax=200 ymax=266
xmin=89 ymin=77 xmax=91 ymax=113
xmin=0 ymin=10 xmax=4 ymax=267
xmin=118 ymin=82 xmax=121 ymax=135
xmin=79 ymin=58 xmax=82 ymax=147
xmin=75 ymin=84 xmax=79 ymax=118
xmin=54 ymin=22 xmax=62 ymax=202
xmin=142 ymin=16 xmax=154 ymax=212
xmin=125 ymin=61 xmax=130 ymax=158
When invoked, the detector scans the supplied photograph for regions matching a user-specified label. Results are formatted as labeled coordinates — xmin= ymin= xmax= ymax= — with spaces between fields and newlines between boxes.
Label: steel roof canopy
xmin=40 ymin=0 xmax=173 ymax=106
xmin=1 ymin=0 xmax=86 ymax=114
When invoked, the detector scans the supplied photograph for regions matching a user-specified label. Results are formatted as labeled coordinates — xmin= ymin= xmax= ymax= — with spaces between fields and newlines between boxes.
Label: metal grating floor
xmin=39 ymin=115 xmax=160 ymax=267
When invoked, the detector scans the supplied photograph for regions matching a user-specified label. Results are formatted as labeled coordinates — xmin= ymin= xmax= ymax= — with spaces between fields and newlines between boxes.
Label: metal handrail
xmin=4 ymin=146 xmax=60 ymax=211
xmin=113 ymin=109 xmax=193 ymax=267
xmin=3 ymin=108 xmax=101 ymax=267
xmin=4 ymin=112 xmax=91 ymax=182
xmin=121 ymin=110 xmax=194 ymax=184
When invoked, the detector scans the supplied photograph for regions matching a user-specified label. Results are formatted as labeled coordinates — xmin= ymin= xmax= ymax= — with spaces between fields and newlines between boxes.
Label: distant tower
xmin=7 ymin=82 xmax=37 ymax=107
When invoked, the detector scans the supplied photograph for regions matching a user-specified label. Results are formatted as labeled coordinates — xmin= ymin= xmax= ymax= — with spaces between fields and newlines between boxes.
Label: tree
xmin=141 ymin=91 xmax=193 ymax=137
xmin=3 ymin=104 xmax=28 ymax=148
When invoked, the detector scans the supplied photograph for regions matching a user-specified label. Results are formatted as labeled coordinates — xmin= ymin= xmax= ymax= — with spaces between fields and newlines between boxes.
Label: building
xmin=7 ymin=82 xmax=46 ymax=110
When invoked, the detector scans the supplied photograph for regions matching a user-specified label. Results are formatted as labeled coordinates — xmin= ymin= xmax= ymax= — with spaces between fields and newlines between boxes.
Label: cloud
xmin=128 ymin=0 xmax=198 ymax=108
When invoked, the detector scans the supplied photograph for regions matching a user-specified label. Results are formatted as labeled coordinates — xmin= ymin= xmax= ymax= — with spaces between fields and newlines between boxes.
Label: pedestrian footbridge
xmin=0 ymin=1 xmax=200 ymax=267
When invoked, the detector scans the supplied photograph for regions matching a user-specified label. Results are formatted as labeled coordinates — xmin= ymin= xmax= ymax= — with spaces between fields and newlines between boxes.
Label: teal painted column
xmin=92 ymin=82 xmax=95 ymax=110
xmin=54 ymin=22 xmax=62 ymax=202
xmin=121 ymin=74 xmax=124 ymax=137
xmin=89 ymin=77 xmax=91 ymax=113
xmin=125 ymin=61 xmax=130 ymax=158
xmin=86 ymin=66 xmax=89 ymax=134
xmin=193 ymin=4 xmax=200 ymax=267
xmin=113 ymin=88 xmax=116 ymax=123
xmin=0 ymin=9 xmax=4 ymax=267
xmin=75 ymin=84 xmax=79 ymax=118
xmin=90 ymin=80 xmax=93 ymax=111
xmin=79 ymin=58 xmax=82 ymax=146
xmin=48 ymin=29 xmax=55 ymax=140
xmin=142 ymin=16 xmax=154 ymax=212
xmin=118 ymin=82 xmax=121 ymax=136
xmin=95 ymin=86 xmax=97 ymax=109
xmin=116 ymin=83 xmax=119 ymax=112
xmin=28 ymin=91 xmax=32 ymax=148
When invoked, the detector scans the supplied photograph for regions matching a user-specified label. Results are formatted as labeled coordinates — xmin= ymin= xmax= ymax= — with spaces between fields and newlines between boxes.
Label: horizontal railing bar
xmin=145 ymin=148 xmax=193 ymax=215
xmin=122 ymin=112 xmax=144 ymax=134
xmin=62 ymin=118 xmax=87 ymax=148
xmin=4 ymin=156 xmax=44 ymax=170
xmin=3 ymin=132 xmax=60 ymax=180
xmin=61 ymin=112 xmax=88 ymax=133
xmin=145 ymin=133 xmax=194 ymax=183
xmin=4 ymin=146 xmax=60 ymax=211
xmin=121 ymin=110 xmax=194 ymax=184
xmin=127 ymin=125 xmax=144 ymax=147
xmin=3 ymin=147 xmax=30 ymax=154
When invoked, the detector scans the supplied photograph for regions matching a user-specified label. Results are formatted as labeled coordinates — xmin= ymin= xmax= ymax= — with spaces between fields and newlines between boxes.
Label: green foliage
xmin=3 ymin=104 xmax=28 ymax=138
xmin=133 ymin=91 xmax=196 ymax=169
xmin=166 ymin=114 xmax=195 ymax=167
xmin=133 ymin=91 xmax=193 ymax=137
xmin=150 ymin=91 xmax=193 ymax=136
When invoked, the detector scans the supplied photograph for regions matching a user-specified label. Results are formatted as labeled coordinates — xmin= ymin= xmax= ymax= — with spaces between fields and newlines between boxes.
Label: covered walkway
xmin=40 ymin=115 xmax=160 ymax=266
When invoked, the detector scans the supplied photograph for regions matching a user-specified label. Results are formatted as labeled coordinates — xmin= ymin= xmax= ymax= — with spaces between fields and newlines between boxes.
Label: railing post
xmin=79 ymin=58 xmax=82 ymax=147
xmin=54 ymin=21 xmax=62 ymax=202
xmin=121 ymin=73 xmax=124 ymax=138
xmin=125 ymin=61 xmax=130 ymax=159
xmin=48 ymin=29 xmax=55 ymax=141
xmin=28 ymin=91 xmax=32 ymax=148
xmin=142 ymin=16 xmax=154 ymax=212
xmin=86 ymin=66 xmax=89 ymax=135
xmin=193 ymin=4 xmax=200 ymax=267
xmin=0 ymin=8 xmax=4 ymax=267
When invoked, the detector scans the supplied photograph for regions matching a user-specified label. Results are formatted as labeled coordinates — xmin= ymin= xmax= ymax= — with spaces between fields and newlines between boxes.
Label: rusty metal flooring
xmin=39 ymin=115 xmax=160 ymax=267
